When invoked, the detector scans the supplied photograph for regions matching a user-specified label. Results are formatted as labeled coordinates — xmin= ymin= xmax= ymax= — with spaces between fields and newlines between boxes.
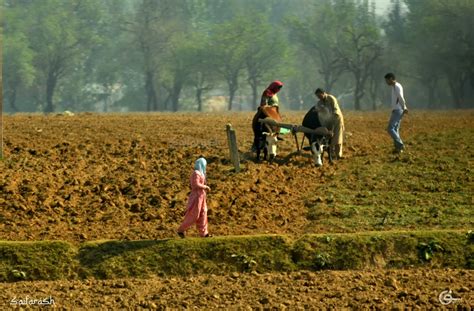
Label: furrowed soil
xmin=1 ymin=111 xmax=472 ymax=241
xmin=1 ymin=269 xmax=472 ymax=309
xmin=1 ymin=110 xmax=473 ymax=308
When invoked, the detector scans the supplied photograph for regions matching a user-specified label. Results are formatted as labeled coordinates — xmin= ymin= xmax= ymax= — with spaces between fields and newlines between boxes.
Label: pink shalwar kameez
xmin=177 ymin=170 xmax=209 ymax=237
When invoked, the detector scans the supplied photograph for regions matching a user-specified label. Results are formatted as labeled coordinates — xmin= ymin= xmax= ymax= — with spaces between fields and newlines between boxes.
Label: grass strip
xmin=1 ymin=230 xmax=472 ymax=282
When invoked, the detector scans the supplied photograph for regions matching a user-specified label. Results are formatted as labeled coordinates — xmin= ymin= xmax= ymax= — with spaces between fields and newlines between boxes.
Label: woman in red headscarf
xmin=252 ymin=81 xmax=284 ymax=153
xmin=260 ymin=80 xmax=284 ymax=111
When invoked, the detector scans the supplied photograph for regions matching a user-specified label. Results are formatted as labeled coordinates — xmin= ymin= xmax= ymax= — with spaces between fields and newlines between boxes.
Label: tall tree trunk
xmin=448 ymin=80 xmax=461 ymax=109
xmin=171 ymin=81 xmax=182 ymax=112
xmin=323 ymin=73 xmax=331 ymax=92
xmin=163 ymin=94 xmax=171 ymax=111
xmin=318 ymin=50 xmax=340 ymax=92
xmin=7 ymin=87 xmax=18 ymax=112
xmin=354 ymin=93 xmax=362 ymax=110
xmin=368 ymin=71 xmax=380 ymax=111
xmin=228 ymin=91 xmax=235 ymax=111
xmin=448 ymin=74 xmax=466 ymax=109
xmin=145 ymin=71 xmax=158 ymax=111
xmin=45 ymin=71 xmax=57 ymax=113
xmin=322 ymin=68 xmax=337 ymax=92
xmin=248 ymin=76 xmax=258 ymax=110
xmin=353 ymin=72 xmax=362 ymax=111
xmin=227 ymin=77 xmax=238 ymax=111
xmin=196 ymin=88 xmax=203 ymax=112
xmin=427 ymin=79 xmax=438 ymax=109
xmin=194 ymin=72 xmax=209 ymax=112
xmin=103 ymin=96 xmax=108 ymax=113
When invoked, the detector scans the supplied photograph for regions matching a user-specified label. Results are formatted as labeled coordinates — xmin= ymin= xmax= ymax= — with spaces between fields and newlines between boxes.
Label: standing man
xmin=384 ymin=73 xmax=408 ymax=153
xmin=314 ymin=88 xmax=345 ymax=159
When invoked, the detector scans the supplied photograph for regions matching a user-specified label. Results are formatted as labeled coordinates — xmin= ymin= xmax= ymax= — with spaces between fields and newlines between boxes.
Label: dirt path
xmin=1 ymin=269 xmax=472 ymax=309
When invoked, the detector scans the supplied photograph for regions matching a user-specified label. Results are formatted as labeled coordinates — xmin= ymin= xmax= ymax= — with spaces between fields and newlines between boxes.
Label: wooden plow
xmin=258 ymin=117 xmax=332 ymax=152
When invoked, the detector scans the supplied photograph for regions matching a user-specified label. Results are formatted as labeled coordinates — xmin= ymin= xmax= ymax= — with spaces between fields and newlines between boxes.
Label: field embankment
xmin=1 ymin=230 xmax=472 ymax=282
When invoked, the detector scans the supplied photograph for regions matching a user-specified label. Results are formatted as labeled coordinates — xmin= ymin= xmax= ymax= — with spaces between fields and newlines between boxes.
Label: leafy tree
xmin=381 ymin=0 xmax=407 ymax=81
xmin=240 ymin=14 xmax=289 ymax=110
xmin=404 ymin=0 xmax=474 ymax=108
xmin=81 ymin=0 xmax=131 ymax=112
xmin=161 ymin=34 xmax=197 ymax=112
xmin=127 ymin=0 xmax=169 ymax=111
xmin=3 ymin=31 xmax=35 ymax=112
xmin=4 ymin=0 xmax=472 ymax=113
xmin=21 ymin=0 xmax=104 ymax=113
xmin=284 ymin=49 xmax=317 ymax=110
xmin=287 ymin=0 xmax=345 ymax=93
xmin=2 ymin=1 xmax=36 ymax=112
xmin=384 ymin=0 xmax=405 ymax=44
xmin=128 ymin=0 xmax=192 ymax=111
xmin=185 ymin=33 xmax=216 ymax=111
xmin=335 ymin=0 xmax=383 ymax=110
xmin=210 ymin=18 xmax=248 ymax=111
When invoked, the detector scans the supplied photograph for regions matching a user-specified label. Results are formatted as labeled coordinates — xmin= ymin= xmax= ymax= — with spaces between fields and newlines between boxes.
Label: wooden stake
xmin=226 ymin=124 xmax=240 ymax=172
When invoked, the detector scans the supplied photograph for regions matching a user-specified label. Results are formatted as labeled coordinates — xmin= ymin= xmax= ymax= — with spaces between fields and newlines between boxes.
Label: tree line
xmin=3 ymin=0 xmax=474 ymax=113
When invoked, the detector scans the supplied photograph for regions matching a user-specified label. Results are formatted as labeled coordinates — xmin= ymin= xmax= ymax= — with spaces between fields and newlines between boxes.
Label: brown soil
xmin=1 ymin=111 xmax=473 ymax=309
xmin=1 ymin=269 xmax=472 ymax=309
xmin=1 ymin=111 xmax=473 ymax=242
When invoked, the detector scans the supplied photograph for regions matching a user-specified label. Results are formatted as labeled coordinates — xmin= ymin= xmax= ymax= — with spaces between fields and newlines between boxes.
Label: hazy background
xmin=2 ymin=0 xmax=473 ymax=113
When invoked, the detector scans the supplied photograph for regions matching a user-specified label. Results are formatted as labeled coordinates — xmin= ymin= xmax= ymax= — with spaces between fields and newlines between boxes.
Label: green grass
xmin=0 ymin=241 xmax=78 ymax=281
xmin=302 ymin=128 xmax=474 ymax=232
xmin=292 ymin=230 xmax=472 ymax=270
xmin=1 ymin=230 xmax=472 ymax=282
xmin=78 ymin=235 xmax=293 ymax=279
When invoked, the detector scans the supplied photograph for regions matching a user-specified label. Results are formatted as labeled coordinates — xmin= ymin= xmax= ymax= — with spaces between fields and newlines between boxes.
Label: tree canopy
xmin=3 ymin=0 xmax=474 ymax=112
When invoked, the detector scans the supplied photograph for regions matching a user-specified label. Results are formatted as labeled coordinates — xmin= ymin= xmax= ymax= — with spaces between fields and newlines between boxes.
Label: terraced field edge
xmin=1 ymin=230 xmax=472 ymax=282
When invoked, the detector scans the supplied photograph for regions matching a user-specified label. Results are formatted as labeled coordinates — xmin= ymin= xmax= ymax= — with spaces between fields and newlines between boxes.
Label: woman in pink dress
xmin=177 ymin=157 xmax=212 ymax=238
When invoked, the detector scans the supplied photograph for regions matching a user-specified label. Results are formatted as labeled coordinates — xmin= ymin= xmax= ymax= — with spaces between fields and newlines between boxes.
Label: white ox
xmin=261 ymin=124 xmax=279 ymax=162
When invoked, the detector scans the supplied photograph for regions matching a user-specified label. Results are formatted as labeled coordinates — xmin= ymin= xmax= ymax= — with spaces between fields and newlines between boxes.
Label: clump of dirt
xmin=1 ymin=111 xmax=473 ymax=242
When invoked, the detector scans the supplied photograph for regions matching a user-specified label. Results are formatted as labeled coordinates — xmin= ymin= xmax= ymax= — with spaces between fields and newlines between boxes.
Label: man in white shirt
xmin=384 ymin=73 xmax=408 ymax=153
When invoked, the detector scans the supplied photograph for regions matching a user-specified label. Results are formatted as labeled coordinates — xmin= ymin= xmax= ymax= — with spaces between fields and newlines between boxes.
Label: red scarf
xmin=263 ymin=80 xmax=283 ymax=97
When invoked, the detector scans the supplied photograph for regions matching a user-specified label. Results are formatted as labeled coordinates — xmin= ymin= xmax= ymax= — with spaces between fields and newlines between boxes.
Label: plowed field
xmin=1 ymin=110 xmax=473 ymax=309
xmin=1 ymin=269 xmax=473 ymax=309
xmin=1 ymin=111 xmax=473 ymax=241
